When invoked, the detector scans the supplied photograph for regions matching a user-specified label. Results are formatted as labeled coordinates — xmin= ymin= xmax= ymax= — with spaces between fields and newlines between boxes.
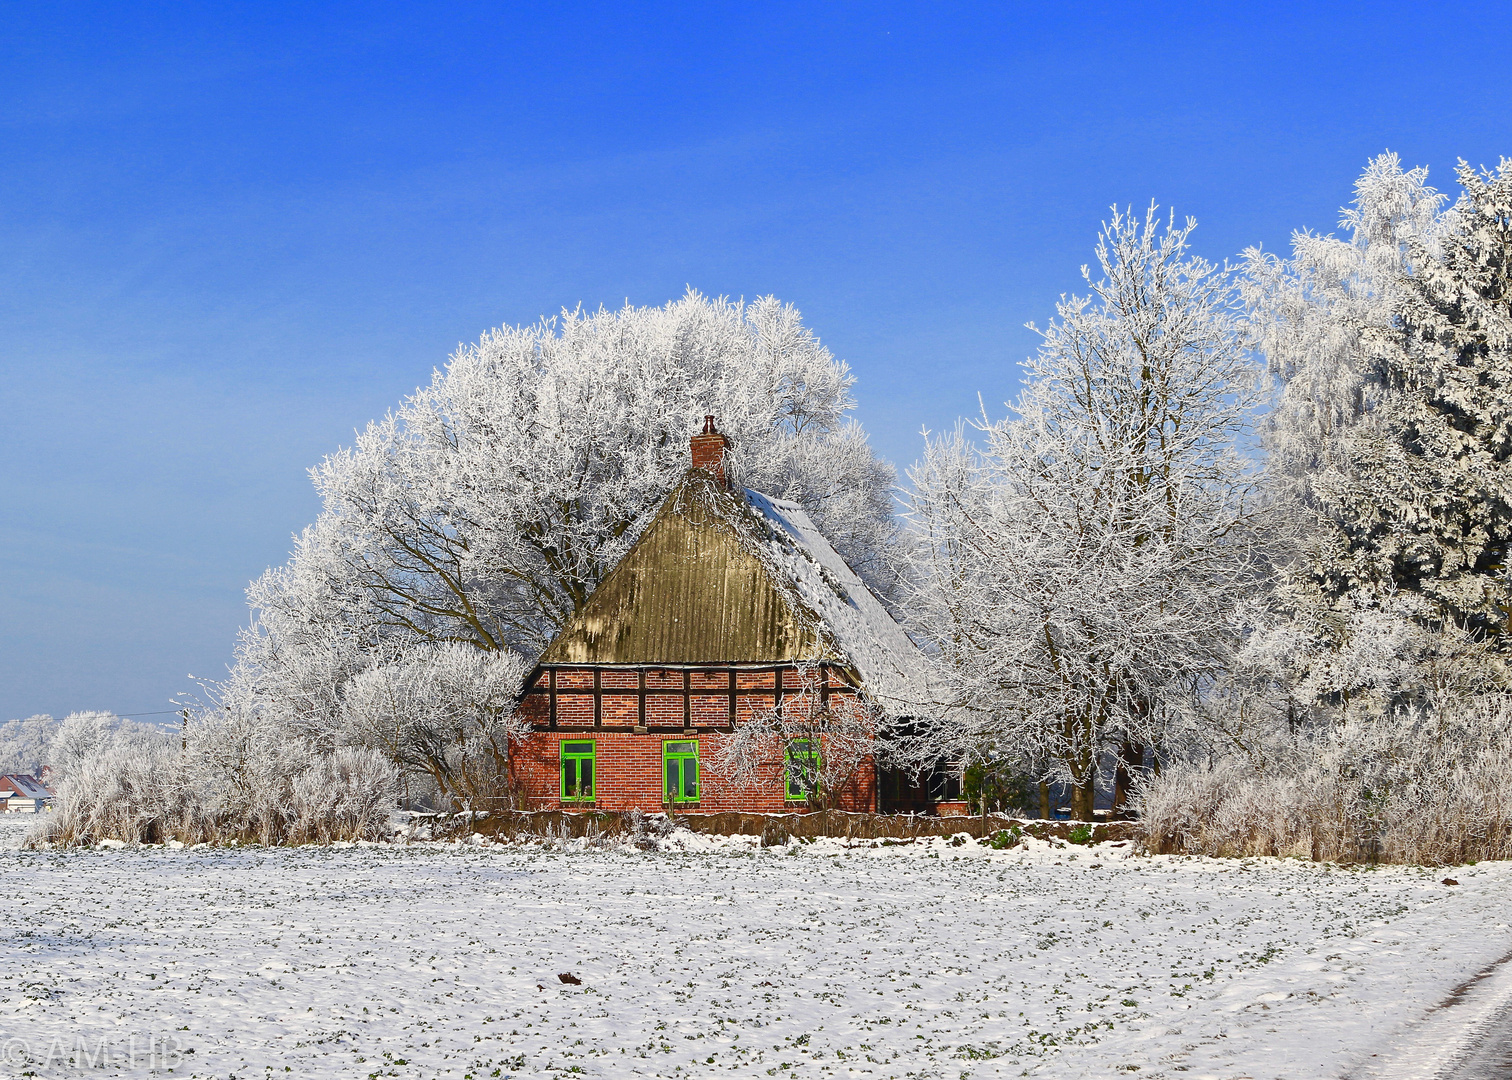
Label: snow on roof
xmin=536 ymin=468 xmax=943 ymax=713
xmin=0 ymin=775 xmax=50 ymax=799
xmin=742 ymin=489 xmax=941 ymax=716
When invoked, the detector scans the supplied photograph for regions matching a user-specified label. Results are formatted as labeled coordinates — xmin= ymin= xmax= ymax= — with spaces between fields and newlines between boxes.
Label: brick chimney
xmin=690 ymin=414 xmax=729 ymax=488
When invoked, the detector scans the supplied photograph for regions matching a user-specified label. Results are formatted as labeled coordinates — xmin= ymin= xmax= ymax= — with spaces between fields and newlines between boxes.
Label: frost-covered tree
xmin=259 ymin=288 xmax=896 ymax=658
xmin=200 ymin=289 xmax=898 ymax=805
xmin=47 ymin=711 xmax=174 ymax=784
xmin=1242 ymin=153 xmax=1512 ymax=720
xmin=1238 ymin=152 xmax=1447 ymax=725
xmin=909 ymin=207 xmax=1264 ymax=818
xmin=1384 ymin=158 xmax=1512 ymax=636
xmin=0 ymin=714 xmax=60 ymax=777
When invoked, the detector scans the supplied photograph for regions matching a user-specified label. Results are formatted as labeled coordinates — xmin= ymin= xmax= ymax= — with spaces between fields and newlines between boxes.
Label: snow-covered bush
xmin=24 ymin=711 xmax=187 ymax=845
xmin=1138 ymin=697 xmax=1512 ymax=865
xmin=37 ymin=739 xmax=204 ymax=846
xmin=287 ymin=747 xmax=401 ymax=844
xmin=33 ymin=737 xmax=399 ymax=848
xmin=625 ymin=806 xmax=675 ymax=851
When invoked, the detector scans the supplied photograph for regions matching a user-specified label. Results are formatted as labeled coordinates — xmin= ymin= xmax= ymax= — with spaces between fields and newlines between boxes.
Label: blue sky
xmin=2 ymin=2 xmax=1509 ymax=722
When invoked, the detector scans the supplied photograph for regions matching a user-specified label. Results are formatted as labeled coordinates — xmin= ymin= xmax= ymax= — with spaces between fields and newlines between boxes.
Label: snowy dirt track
xmin=1 ymin=826 xmax=1509 ymax=1080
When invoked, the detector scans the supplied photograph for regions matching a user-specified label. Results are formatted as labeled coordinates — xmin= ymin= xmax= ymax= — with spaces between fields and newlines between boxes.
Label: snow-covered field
xmin=1 ymin=821 xmax=1509 ymax=1079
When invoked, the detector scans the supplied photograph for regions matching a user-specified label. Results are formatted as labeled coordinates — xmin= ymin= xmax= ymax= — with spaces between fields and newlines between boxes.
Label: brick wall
xmin=511 ymin=730 xmax=875 ymax=813
xmin=512 ymin=663 xmax=877 ymax=813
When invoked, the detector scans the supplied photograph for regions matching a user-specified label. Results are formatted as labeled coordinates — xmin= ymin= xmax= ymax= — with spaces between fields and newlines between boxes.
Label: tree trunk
xmin=1038 ymin=781 xmax=1051 ymax=820
xmin=1071 ymin=778 xmax=1097 ymax=821
xmin=1113 ymin=741 xmax=1143 ymax=818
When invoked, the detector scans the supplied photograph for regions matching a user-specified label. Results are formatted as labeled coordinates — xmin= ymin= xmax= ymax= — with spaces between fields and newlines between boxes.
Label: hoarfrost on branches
xmin=707 ymin=664 xmax=878 ymax=810
xmin=266 ymin=287 xmax=898 ymax=662
xmin=1241 ymin=153 xmax=1512 ymax=723
xmin=908 ymin=206 xmax=1265 ymax=818
xmin=0 ymin=714 xmax=61 ymax=777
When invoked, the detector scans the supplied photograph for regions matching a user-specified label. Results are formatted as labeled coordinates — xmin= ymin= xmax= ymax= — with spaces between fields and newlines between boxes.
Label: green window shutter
xmin=560 ymin=741 xmax=596 ymax=801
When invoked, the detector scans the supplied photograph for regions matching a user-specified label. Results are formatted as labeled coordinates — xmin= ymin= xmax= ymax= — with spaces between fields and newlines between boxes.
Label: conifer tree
xmin=1373 ymin=159 xmax=1512 ymax=639
xmin=1243 ymin=155 xmax=1512 ymax=720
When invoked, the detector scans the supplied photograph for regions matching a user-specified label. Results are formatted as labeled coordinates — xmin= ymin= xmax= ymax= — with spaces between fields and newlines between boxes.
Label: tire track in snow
xmin=1362 ymin=945 xmax=1512 ymax=1080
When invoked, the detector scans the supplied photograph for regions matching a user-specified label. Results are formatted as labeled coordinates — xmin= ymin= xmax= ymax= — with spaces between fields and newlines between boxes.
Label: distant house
xmin=513 ymin=416 xmax=940 ymax=813
xmin=0 ymin=775 xmax=53 ymax=813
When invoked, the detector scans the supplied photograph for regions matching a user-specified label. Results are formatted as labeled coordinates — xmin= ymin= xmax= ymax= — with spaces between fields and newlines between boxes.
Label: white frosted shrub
xmin=35 ymin=741 xmax=204 ymax=846
xmin=288 ymin=748 xmax=399 ymax=844
xmin=1138 ymin=698 xmax=1512 ymax=864
xmin=31 ymin=736 xmax=399 ymax=848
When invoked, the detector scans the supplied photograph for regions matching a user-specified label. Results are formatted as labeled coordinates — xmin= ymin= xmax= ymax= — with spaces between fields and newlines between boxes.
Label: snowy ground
xmin=1 ymin=825 xmax=1509 ymax=1079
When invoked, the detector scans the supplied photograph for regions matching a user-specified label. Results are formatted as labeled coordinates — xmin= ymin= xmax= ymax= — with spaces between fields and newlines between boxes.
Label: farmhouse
xmin=0 ymin=774 xmax=53 ymax=813
xmin=513 ymin=417 xmax=939 ymax=813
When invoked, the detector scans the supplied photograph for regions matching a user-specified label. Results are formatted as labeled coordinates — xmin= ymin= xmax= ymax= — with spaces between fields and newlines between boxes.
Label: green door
xmin=663 ymin=740 xmax=698 ymax=803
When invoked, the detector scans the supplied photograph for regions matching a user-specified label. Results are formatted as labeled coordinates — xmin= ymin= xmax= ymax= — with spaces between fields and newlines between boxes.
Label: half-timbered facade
xmin=512 ymin=417 xmax=933 ymax=813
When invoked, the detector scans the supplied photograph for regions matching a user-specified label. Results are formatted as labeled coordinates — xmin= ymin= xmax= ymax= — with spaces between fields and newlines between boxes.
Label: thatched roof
xmin=538 ymin=470 xmax=936 ymax=712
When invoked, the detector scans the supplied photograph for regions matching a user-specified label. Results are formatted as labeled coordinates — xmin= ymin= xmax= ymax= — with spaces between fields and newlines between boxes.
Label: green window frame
xmin=663 ymin=740 xmax=699 ymax=804
xmin=560 ymin=740 xmax=596 ymax=802
xmin=785 ymin=739 xmax=821 ymax=801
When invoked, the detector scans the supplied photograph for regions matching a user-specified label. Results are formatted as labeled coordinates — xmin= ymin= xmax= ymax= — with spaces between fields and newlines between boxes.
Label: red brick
xmin=510 ymin=729 xmax=876 ymax=814
xmin=514 ymin=663 xmax=880 ymax=813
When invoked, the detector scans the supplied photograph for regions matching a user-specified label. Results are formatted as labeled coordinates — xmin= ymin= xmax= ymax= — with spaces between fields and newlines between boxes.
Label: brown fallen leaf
xmin=558 ymin=972 xmax=582 ymax=985
xmin=1442 ymin=878 xmax=1460 ymax=886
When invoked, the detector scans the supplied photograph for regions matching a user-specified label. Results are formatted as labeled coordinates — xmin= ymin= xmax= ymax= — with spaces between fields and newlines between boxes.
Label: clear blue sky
xmin=2 ymin=2 xmax=1508 ymax=722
